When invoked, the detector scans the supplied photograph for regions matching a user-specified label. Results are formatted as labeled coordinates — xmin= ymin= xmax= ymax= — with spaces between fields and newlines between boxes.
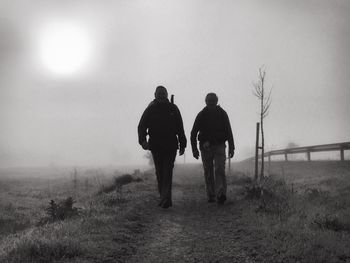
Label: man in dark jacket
xmin=191 ymin=93 xmax=234 ymax=204
xmin=138 ymin=86 xmax=187 ymax=208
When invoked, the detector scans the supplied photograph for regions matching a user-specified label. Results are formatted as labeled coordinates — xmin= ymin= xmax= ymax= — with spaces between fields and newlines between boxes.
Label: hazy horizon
xmin=1 ymin=0 xmax=350 ymax=167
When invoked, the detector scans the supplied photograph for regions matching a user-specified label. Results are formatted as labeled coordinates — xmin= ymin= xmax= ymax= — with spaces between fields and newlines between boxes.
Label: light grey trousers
xmin=200 ymin=143 xmax=227 ymax=200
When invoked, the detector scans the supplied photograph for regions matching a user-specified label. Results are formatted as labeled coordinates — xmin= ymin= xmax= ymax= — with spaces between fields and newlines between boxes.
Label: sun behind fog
xmin=38 ymin=21 xmax=92 ymax=76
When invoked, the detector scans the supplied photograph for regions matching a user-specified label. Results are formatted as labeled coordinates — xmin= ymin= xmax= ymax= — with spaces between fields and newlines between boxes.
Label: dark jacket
xmin=191 ymin=105 xmax=234 ymax=152
xmin=138 ymin=99 xmax=187 ymax=152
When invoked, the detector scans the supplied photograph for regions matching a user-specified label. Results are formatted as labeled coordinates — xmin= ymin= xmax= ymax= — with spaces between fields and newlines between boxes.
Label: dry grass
xmin=0 ymin=163 xmax=349 ymax=262
xmin=97 ymin=173 xmax=139 ymax=194
xmin=233 ymin=161 xmax=350 ymax=263
xmin=0 ymin=167 xmax=147 ymax=262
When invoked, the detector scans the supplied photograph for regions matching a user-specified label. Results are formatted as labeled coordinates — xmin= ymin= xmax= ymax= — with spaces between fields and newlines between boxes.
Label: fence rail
xmin=243 ymin=141 xmax=350 ymax=162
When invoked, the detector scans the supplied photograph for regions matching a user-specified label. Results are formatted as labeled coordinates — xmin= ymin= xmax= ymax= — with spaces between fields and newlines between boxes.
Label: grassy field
xmin=235 ymin=160 xmax=350 ymax=194
xmin=234 ymin=161 xmax=350 ymax=262
xmin=0 ymin=165 xmax=152 ymax=262
xmin=0 ymin=167 xmax=119 ymax=236
xmin=0 ymin=161 xmax=349 ymax=262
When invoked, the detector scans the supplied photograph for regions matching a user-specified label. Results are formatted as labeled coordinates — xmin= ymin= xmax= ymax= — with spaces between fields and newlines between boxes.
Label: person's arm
xmin=190 ymin=113 xmax=201 ymax=159
xmin=175 ymin=106 xmax=187 ymax=155
xmin=223 ymin=111 xmax=235 ymax=158
xmin=138 ymin=107 xmax=150 ymax=150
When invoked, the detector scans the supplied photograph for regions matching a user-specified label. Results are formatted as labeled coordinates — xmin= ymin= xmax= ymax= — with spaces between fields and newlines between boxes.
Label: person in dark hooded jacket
xmin=138 ymin=86 xmax=186 ymax=208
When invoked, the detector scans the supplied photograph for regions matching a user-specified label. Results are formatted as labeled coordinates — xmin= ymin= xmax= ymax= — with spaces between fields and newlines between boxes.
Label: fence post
xmin=307 ymin=151 xmax=311 ymax=161
xmin=255 ymin=122 xmax=260 ymax=181
xmin=340 ymin=149 xmax=344 ymax=161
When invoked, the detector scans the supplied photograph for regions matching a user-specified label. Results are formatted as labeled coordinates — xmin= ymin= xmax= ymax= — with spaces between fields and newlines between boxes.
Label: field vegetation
xmin=234 ymin=161 xmax=350 ymax=262
xmin=0 ymin=166 xmax=146 ymax=262
xmin=0 ymin=161 xmax=349 ymax=262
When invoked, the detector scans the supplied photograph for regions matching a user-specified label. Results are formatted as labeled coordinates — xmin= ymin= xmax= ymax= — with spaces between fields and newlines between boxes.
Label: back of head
xmin=154 ymin=86 xmax=168 ymax=102
xmin=205 ymin=93 xmax=218 ymax=107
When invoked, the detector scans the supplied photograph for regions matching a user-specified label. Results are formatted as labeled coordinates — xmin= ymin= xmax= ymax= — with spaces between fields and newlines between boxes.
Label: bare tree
xmin=253 ymin=66 xmax=272 ymax=180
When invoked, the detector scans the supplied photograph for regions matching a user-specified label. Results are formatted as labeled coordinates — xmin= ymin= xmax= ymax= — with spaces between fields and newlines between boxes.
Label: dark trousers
xmin=200 ymin=143 xmax=227 ymax=200
xmin=151 ymin=149 xmax=177 ymax=204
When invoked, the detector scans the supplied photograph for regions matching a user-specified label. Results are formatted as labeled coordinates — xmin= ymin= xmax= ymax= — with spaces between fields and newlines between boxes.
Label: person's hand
xmin=193 ymin=149 xmax=199 ymax=159
xmin=141 ymin=141 xmax=149 ymax=150
xmin=229 ymin=148 xmax=235 ymax=159
xmin=179 ymin=148 xmax=185 ymax=156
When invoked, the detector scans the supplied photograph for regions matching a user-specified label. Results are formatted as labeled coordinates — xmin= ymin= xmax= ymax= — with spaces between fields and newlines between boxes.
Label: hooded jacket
xmin=138 ymin=99 xmax=187 ymax=151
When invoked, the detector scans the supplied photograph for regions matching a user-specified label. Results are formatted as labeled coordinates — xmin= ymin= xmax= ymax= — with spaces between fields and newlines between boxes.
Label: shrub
xmin=98 ymin=174 xmax=136 ymax=194
xmin=245 ymin=178 xmax=292 ymax=218
xmin=114 ymin=174 xmax=134 ymax=187
xmin=44 ymin=197 xmax=78 ymax=222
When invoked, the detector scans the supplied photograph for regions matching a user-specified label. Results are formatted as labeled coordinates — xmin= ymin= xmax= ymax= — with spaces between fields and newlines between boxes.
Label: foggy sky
xmin=1 ymin=0 xmax=350 ymax=167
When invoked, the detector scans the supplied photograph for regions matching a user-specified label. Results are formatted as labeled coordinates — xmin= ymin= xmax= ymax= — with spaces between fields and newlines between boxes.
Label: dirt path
xmin=126 ymin=168 xmax=258 ymax=263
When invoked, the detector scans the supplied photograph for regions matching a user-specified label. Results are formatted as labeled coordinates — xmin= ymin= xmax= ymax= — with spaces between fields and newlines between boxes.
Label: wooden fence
xmin=244 ymin=141 xmax=350 ymax=162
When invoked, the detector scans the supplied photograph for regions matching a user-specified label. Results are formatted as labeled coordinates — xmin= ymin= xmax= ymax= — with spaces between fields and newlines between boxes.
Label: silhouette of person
xmin=138 ymin=86 xmax=187 ymax=208
xmin=191 ymin=93 xmax=235 ymax=204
